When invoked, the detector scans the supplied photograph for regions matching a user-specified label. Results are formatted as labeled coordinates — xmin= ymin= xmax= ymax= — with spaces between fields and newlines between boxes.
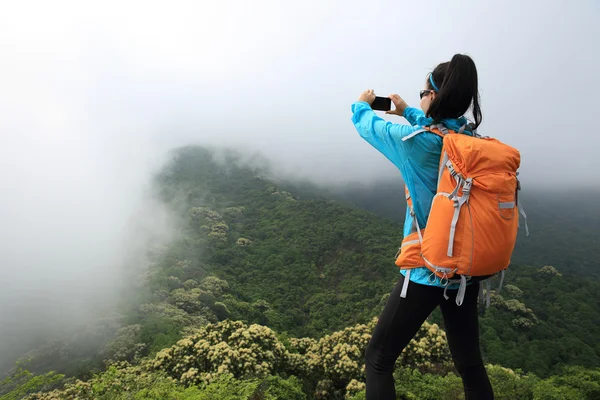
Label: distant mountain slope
xmin=155 ymin=146 xmax=402 ymax=338
xmin=322 ymin=179 xmax=600 ymax=278
xmin=2 ymin=146 xmax=599 ymax=387
xmin=153 ymin=146 xmax=600 ymax=376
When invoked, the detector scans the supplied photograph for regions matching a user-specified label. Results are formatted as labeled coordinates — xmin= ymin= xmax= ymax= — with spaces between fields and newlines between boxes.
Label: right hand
xmin=385 ymin=94 xmax=408 ymax=116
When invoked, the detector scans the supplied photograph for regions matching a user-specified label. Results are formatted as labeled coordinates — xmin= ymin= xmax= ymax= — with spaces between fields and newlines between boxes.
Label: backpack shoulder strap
xmin=401 ymin=124 xmax=452 ymax=142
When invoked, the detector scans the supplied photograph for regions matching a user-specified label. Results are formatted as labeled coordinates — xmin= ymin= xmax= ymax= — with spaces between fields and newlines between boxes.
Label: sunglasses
xmin=419 ymin=89 xmax=435 ymax=99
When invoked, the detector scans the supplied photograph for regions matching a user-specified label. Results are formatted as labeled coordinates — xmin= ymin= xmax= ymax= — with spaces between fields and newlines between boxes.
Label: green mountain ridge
xmin=2 ymin=146 xmax=599 ymax=400
xmin=317 ymin=179 xmax=600 ymax=278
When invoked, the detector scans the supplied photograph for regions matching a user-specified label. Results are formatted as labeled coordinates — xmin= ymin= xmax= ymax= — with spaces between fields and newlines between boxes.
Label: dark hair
xmin=426 ymin=54 xmax=482 ymax=129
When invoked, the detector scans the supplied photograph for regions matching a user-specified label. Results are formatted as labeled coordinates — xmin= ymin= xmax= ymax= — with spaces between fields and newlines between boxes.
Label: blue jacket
xmin=351 ymin=101 xmax=473 ymax=289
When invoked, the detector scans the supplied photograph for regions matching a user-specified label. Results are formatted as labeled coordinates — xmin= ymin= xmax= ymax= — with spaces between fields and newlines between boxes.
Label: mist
xmin=0 ymin=0 xmax=598 ymax=372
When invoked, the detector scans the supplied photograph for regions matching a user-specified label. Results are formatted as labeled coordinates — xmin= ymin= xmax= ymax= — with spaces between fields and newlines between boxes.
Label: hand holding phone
xmin=371 ymin=96 xmax=392 ymax=111
xmin=385 ymin=94 xmax=408 ymax=116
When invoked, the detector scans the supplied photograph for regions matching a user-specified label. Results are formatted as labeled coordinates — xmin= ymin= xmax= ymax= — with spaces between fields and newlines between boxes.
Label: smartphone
xmin=371 ymin=96 xmax=391 ymax=111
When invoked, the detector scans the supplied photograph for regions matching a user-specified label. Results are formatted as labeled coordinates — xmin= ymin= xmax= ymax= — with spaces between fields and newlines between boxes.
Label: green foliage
xmin=24 ymin=369 xmax=305 ymax=400
xmin=348 ymin=365 xmax=600 ymax=400
xmin=0 ymin=366 xmax=64 ymax=400
xmin=394 ymin=368 xmax=464 ymax=400
xmin=532 ymin=366 xmax=600 ymax=400
xmin=485 ymin=364 xmax=538 ymax=400
xmin=14 ymin=318 xmax=600 ymax=400
xmin=329 ymin=181 xmax=600 ymax=279
xmin=7 ymin=146 xmax=600 ymax=399
xmin=152 ymin=320 xmax=288 ymax=385
xmin=153 ymin=146 xmax=600 ymax=377
xmin=103 ymin=324 xmax=146 ymax=363
xmin=478 ymin=265 xmax=600 ymax=377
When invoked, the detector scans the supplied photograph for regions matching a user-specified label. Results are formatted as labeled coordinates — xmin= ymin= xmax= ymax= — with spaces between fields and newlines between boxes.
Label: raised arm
xmin=385 ymin=94 xmax=432 ymax=127
xmin=351 ymin=99 xmax=416 ymax=167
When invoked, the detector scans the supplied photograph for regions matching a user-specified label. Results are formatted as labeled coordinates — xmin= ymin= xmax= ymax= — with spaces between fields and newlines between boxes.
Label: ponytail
xmin=426 ymin=54 xmax=482 ymax=129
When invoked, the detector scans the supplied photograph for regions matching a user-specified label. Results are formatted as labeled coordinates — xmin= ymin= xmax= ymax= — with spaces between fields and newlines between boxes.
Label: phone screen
xmin=371 ymin=96 xmax=391 ymax=111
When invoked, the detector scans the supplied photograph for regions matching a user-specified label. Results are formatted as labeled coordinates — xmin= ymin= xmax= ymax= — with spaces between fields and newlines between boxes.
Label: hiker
xmin=350 ymin=54 xmax=496 ymax=400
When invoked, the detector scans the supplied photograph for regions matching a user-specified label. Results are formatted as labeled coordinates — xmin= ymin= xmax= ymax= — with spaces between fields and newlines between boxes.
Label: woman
xmin=350 ymin=54 xmax=494 ymax=399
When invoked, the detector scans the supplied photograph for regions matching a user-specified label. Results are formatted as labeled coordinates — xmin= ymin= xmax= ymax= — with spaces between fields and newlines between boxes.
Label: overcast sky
xmin=0 ymin=0 xmax=598 ymax=365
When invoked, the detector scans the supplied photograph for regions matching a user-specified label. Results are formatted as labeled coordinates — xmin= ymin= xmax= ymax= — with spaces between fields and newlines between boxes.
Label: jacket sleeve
xmin=351 ymin=101 xmax=415 ymax=167
xmin=403 ymin=106 xmax=431 ymax=127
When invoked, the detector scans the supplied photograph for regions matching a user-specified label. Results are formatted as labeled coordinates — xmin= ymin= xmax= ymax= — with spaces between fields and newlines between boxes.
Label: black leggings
xmin=365 ymin=274 xmax=493 ymax=400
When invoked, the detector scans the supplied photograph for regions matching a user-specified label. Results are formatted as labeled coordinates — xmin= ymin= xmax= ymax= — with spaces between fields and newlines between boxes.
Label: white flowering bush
xmin=398 ymin=321 xmax=453 ymax=372
xmin=189 ymin=207 xmax=222 ymax=223
xmin=284 ymin=337 xmax=317 ymax=377
xmin=538 ymin=265 xmax=562 ymax=277
xmin=345 ymin=379 xmax=366 ymax=399
xmin=198 ymin=276 xmax=229 ymax=297
xmin=491 ymin=294 xmax=538 ymax=329
xmin=306 ymin=319 xmax=375 ymax=383
xmin=223 ymin=206 xmax=245 ymax=220
xmin=137 ymin=303 xmax=208 ymax=327
xmin=188 ymin=207 xmax=229 ymax=241
xmin=151 ymin=320 xmax=288 ymax=385
xmin=291 ymin=317 xmax=451 ymax=399
xmin=184 ymin=279 xmax=199 ymax=289
xmin=24 ymin=363 xmax=156 ymax=400
xmin=236 ymin=237 xmax=253 ymax=246
xmin=103 ymin=324 xmax=146 ymax=363
xmin=314 ymin=379 xmax=335 ymax=400
xmin=23 ymin=318 xmax=456 ymax=400
xmin=504 ymin=284 xmax=523 ymax=297
xmin=169 ymin=288 xmax=210 ymax=314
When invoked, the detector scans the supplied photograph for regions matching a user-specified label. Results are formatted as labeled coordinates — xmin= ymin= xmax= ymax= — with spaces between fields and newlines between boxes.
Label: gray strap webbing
xmin=443 ymin=278 xmax=460 ymax=301
xmin=422 ymin=256 xmax=455 ymax=275
xmin=400 ymin=269 xmax=411 ymax=298
xmin=479 ymin=282 xmax=485 ymax=305
xmin=447 ymin=198 xmax=464 ymax=257
xmin=407 ymin=206 xmax=418 ymax=235
xmin=448 ymin=201 xmax=460 ymax=257
xmin=447 ymin=162 xmax=463 ymax=201
xmin=402 ymin=239 xmax=420 ymax=248
xmin=413 ymin=208 xmax=424 ymax=244
xmin=395 ymin=237 xmax=420 ymax=258
xmin=447 ymin=179 xmax=472 ymax=257
xmin=438 ymin=124 xmax=449 ymax=135
xmin=456 ymin=275 xmax=468 ymax=306
xmin=449 ymin=178 xmax=462 ymax=200
xmin=518 ymin=202 xmax=529 ymax=236
xmin=516 ymin=179 xmax=529 ymax=236
xmin=402 ymin=128 xmax=427 ymax=142
xmin=499 ymin=202 xmax=515 ymax=209
xmin=446 ymin=159 xmax=458 ymax=178
xmin=498 ymin=270 xmax=505 ymax=294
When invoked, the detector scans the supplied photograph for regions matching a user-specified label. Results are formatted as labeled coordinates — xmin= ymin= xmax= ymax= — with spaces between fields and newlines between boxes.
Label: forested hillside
xmin=2 ymin=146 xmax=599 ymax=400
xmin=327 ymin=180 xmax=600 ymax=278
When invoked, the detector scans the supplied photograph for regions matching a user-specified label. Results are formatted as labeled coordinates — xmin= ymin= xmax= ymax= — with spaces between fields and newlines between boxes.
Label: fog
xmin=0 ymin=0 xmax=597 ymax=371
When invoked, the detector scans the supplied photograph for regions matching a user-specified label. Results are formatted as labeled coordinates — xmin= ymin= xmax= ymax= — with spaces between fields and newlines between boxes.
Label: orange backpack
xmin=395 ymin=124 xmax=528 ymax=305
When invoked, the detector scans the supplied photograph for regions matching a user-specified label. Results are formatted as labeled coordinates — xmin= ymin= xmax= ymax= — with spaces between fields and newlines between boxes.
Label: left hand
xmin=358 ymin=89 xmax=376 ymax=105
